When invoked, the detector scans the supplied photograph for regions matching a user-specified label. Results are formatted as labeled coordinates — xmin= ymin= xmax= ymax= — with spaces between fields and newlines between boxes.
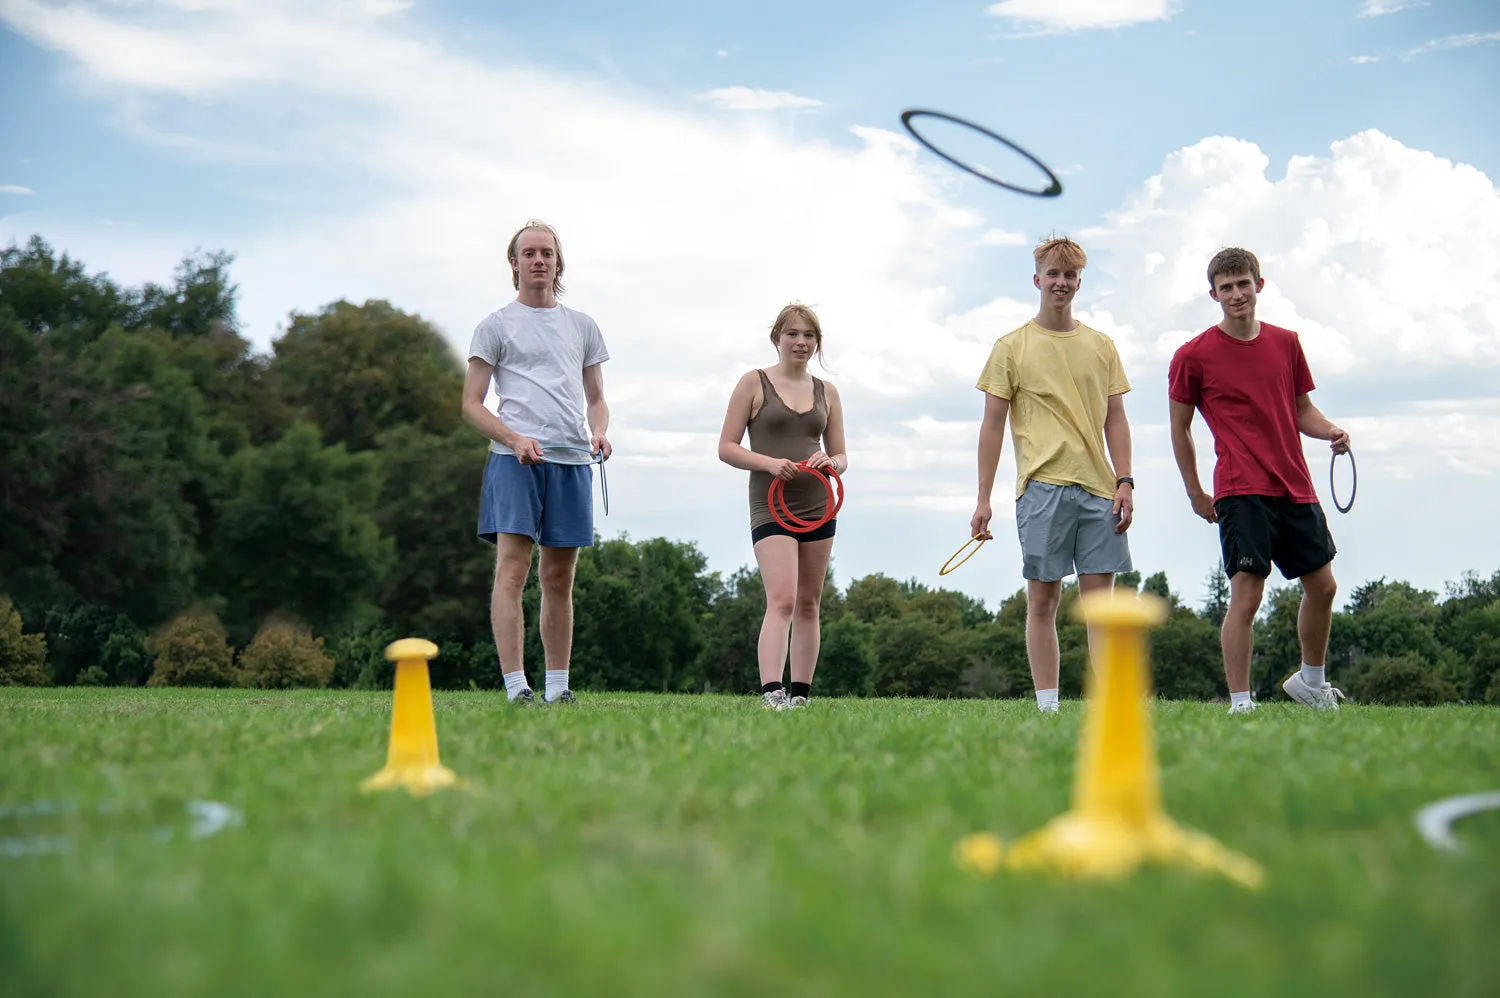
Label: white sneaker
xmin=1228 ymin=700 xmax=1258 ymax=715
xmin=788 ymin=695 xmax=809 ymax=709
xmin=1282 ymin=672 xmax=1347 ymax=710
xmin=761 ymin=688 xmax=791 ymax=711
xmin=1037 ymin=701 xmax=1059 ymax=714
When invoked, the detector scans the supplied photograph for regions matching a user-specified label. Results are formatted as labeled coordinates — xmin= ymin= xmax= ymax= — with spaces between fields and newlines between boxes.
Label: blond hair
xmin=1033 ymin=234 xmax=1087 ymax=272
xmin=507 ymin=220 xmax=566 ymax=296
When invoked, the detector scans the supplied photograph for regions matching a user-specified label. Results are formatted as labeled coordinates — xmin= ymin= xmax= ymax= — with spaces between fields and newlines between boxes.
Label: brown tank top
xmin=747 ymin=370 xmax=830 ymax=529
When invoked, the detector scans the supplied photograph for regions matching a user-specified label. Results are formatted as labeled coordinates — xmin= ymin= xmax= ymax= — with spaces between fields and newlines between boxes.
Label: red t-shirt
xmin=1168 ymin=322 xmax=1318 ymax=503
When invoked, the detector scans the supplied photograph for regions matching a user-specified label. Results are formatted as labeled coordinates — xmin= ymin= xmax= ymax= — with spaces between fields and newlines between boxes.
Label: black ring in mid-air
xmin=900 ymin=109 xmax=1063 ymax=198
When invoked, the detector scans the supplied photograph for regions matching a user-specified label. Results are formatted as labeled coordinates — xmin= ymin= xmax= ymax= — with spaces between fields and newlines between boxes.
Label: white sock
xmin=1230 ymin=691 xmax=1254 ymax=710
xmin=502 ymin=671 xmax=530 ymax=700
xmin=1036 ymin=688 xmax=1059 ymax=710
xmin=545 ymin=670 xmax=569 ymax=702
xmin=1301 ymin=664 xmax=1325 ymax=687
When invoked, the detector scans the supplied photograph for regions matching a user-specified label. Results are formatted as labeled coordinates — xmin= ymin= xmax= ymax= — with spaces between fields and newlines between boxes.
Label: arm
xmin=1296 ymin=394 xmax=1350 ymax=453
xmin=718 ymin=373 xmax=797 ymax=480
xmin=462 ymin=358 xmax=543 ymax=463
xmin=970 ymin=392 xmax=1010 ymax=540
xmin=808 ymin=382 xmax=848 ymax=474
xmin=1103 ymin=393 xmax=1134 ymax=532
xmin=1169 ymin=400 xmax=1216 ymax=524
xmin=583 ymin=363 xmax=612 ymax=460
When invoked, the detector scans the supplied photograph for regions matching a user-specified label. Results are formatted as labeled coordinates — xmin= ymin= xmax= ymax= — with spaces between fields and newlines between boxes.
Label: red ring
xmin=767 ymin=461 xmax=844 ymax=533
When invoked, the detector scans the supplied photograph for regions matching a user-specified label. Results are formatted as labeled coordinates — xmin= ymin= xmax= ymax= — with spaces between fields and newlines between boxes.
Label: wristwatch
xmin=1116 ymin=477 xmax=1135 ymax=488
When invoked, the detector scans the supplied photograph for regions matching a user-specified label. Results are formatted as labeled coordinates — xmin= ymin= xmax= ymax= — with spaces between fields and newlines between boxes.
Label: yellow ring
xmin=939 ymin=535 xmax=987 ymax=576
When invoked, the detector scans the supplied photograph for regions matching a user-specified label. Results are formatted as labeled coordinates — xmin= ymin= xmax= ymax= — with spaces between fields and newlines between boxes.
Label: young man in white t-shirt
xmin=461 ymin=221 xmax=611 ymax=704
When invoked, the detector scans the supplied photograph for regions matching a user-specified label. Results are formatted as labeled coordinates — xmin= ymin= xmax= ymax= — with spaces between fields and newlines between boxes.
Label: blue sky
xmin=3 ymin=0 xmax=1499 ymax=613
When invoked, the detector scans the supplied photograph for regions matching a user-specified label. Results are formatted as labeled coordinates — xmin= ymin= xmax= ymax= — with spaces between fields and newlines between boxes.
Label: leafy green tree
xmin=845 ymin=574 xmax=903 ymax=624
xmin=870 ymin=613 xmax=956 ymax=697
xmin=1149 ymin=608 xmax=1223 ymax=700
xmin=271 ymin=300 xmax=464 ymax=452
xmin=1253 ymin=585 xmax=1303 ymax=699
xmin=0 ymin=237 xmax=126 ymax=346
xmin=1201 ymin=564 xmax=1230 ymax=627
xmin=1141 ymin=571 xmax=1173 ymax=603
xmin=1115 ymin=570 xmax=1141 ymax=592
xmin=956 ymin=622 xmax=1029 ymax=699
xmin=42 ymin=603 xmax=150 ymax=687
xmin=0 ymin=595 xmax=50 ymax=686
xmin=816 ymin=615 xmax=877 ymax=696
xmin=694 ymin=566 xmax=764 ymax=693
xmin=373 ymin=425 xmax=495 ymax=643
xmin=1349 ymin=655 xmax=1458 ymax=706
xmin=204 ymin=421 xmax=392 ymax=641
xmin=570 ymin=536 xmax=713 ymax=692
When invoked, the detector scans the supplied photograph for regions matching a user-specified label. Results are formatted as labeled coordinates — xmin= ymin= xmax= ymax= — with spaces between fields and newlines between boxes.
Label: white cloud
xmin=0 ymin=185 xmax=36 ymax=195
xmin=1350 ymin=55 xmax=1381 ymax=64
xmin=985 ymin=0 xmax=1178 ymax=33
xmin=697 ymin=86 xmax=822 ymax=111
xmin=1358 ymin=0 xmax=1428 ymax=17
xmin=1077 ymin=130 xmax=1500 ymax=374
xmin=1400 ymin=31 xmax=1500 ymax=61
xmin=979 ymin=227 xmax=1027 ymax=247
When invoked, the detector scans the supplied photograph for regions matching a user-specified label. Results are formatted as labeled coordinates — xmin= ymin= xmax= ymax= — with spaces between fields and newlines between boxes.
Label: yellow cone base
xmin=1005 ymin=811 xmax=1263 ymax=888
xmin=360 ymin=763 xmax=462 ymax=797
xmin=994 ymin=591 xmax=1263 ymax=889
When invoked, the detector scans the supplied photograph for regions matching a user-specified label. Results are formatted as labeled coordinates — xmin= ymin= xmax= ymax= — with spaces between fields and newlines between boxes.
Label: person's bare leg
xmin=1076 ymin=572 xmax=1115 ymax=664
xmin=1222 ymin=572 xmax=1266 ymax=694
xmin=753 ymin=536 xmax=798 ymax=687
xmin=492 ymin=533 xmax=535 ymax=694
xmin=788 ymin=538 xmax=835 ymax=687
xmin=1297 ymin=563 xmax=1338 ymax=670
xmin=1026 ymin=580 xmax=1064 ymax=697
xmin=537 ymin=545 xmax=580 ymax=699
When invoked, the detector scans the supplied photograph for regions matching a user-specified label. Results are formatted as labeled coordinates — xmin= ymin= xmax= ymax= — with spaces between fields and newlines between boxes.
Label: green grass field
xmin=2 ymin=689 xmax=1498 ymax=998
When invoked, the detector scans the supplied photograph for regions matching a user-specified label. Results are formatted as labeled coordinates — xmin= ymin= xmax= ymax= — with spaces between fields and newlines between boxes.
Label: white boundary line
xmin=1414 ymin=791 xmax=1500 ymax=853
xmin=1 ymin=799 xmax=243 ymax=858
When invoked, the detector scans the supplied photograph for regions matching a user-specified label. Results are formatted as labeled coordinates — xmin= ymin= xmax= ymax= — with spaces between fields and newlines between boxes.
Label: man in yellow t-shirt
xmin=971 ymin=235 xmax=1136 ymax=713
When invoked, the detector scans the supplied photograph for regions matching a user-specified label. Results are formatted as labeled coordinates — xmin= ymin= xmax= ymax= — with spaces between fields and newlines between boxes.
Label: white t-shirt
xmin=467 ymin=300 xmax=610 ymax=463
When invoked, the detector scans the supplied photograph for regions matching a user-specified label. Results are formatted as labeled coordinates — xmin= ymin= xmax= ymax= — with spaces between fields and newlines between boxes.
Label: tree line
xmin=2 ymin=238 xmax=1497 ymax=704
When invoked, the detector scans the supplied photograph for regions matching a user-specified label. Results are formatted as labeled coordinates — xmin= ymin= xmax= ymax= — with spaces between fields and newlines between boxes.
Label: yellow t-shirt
xmin=975 ymin=320 xmax=1130 ymax=500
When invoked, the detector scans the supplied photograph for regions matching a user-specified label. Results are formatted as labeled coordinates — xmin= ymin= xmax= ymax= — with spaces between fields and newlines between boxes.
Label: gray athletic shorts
xmin=1016 ymin=481 xmax=1132 ymax=582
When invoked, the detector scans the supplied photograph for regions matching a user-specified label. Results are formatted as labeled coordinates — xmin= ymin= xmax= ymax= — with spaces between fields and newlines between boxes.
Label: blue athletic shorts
xmin=477 ymin=453 xmax=595 ymax=548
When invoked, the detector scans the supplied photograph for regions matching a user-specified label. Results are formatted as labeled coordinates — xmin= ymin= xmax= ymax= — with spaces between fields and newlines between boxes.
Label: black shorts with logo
xmin=1215 ymin=495 xmax=1336 ymax=580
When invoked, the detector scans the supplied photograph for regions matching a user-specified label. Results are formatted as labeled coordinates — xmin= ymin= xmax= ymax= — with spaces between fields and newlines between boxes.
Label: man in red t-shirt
xmin=1168 ymin=247 xmax=1351 ymax=714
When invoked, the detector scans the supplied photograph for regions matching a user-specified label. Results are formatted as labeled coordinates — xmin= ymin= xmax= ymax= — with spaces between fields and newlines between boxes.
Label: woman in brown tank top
xmin=717 ymin=304 xmax=848 ymax=711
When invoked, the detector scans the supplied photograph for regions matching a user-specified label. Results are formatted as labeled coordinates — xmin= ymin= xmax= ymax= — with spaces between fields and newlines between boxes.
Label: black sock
xmin=761 ymin=681 xmax=784 ymax=694
xmin=789 ymin=682 xmax=811 ymax=699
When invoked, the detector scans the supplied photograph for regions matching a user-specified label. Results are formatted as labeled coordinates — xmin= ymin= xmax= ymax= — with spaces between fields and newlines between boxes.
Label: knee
xmin=794 ymin=592 xmax=822 ymax=620
xmin=494 ymin=560 xmax=529 ymax=596
xmin=1027 ymin=591 xmax=1060 ymax=619
xmin=766 ymin=592 xmax=796 ymax=620
xmin=538 ymin=563 xmax=575 ymax=598
xmin=1304 ymin=572 xmax=1337 ymax=607
xmin=1226 ymin=580 xmax=1264 ymax=622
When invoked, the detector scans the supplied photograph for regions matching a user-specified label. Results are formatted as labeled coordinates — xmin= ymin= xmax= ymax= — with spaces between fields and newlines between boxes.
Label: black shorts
xmin=751 ymin=518 xmax=837 ymax=545
xmin=1215 ymin=495 xmax=1335 ymax=580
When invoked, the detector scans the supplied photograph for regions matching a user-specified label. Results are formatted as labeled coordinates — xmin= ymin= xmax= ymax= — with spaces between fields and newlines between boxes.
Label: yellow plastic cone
xmin=360 ymin=638 xmax=463 ymax=795
xmin=1004 ymin=590 xmax=1263 ymax=887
